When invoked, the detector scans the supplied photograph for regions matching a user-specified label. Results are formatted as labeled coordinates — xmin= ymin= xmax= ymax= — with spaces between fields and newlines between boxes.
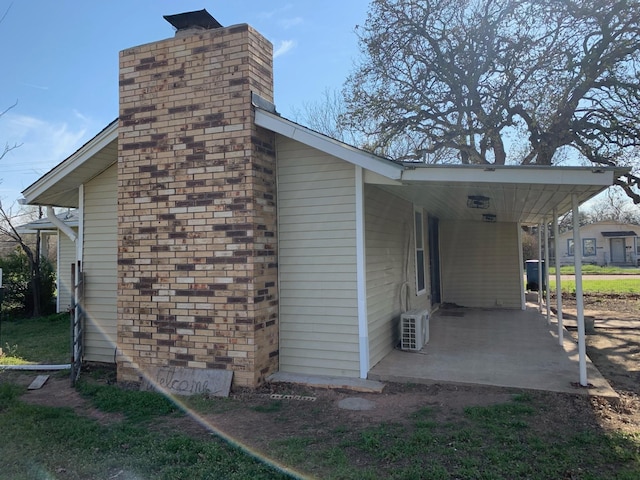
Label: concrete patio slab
xmin=368 ymin=306 xmax=617 ymax=398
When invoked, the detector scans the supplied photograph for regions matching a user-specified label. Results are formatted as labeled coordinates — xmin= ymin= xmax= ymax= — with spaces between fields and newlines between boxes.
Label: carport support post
xmin=553 ymin=208 xmax=564 ymax=345
xmin=572 ymin=194 xmax=588 ymax=386
xmin=544 ymin=216 xmax=551 ymax=324
xmin=537 ymin=223 xmax=543 ymax=313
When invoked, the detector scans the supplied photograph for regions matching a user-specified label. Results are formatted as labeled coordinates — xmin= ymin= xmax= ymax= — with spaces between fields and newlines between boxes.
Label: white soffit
xmin=254 ymin=109 xmax=403 ymax=180
xmin=391 ymin=165 xmax=628 ymax=224
xmin=22 ymin=120 xmax=118 ymax=207
xmin=400 ymin=165 xmax=617 ymax=186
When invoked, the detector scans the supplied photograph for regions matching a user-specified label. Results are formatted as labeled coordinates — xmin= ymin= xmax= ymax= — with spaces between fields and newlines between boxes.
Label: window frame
xmin=582 ymin=238 xmax=596 ymax=257
xmin=567 ymin=239 xmax=574 ymax=257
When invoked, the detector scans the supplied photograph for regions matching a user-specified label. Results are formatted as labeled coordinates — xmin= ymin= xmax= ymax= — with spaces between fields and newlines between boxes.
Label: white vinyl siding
xmin=365 ymin=186 xmax=431 ymax=368
xmin=277 ymin=136 xmax=360 ymax=377
xmin=82 ymin=163 xmax=117 ymax=363
xmin=57 ymin=232 xmax=76 ymax=313
xmin=440 ymin=220 xmax=521 ymax=308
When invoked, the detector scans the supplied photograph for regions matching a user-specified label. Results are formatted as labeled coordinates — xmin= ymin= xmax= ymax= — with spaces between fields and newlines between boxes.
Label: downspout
xmin=46 ymin=206 xmax=77 ymax=243
xmin=355 ymin=166 xmax=369 ymax=379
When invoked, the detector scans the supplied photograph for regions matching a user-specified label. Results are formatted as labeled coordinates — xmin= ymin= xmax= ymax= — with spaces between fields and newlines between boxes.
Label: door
xmin=610 ymin=238 xmax=626 ymax=263
xmin=428 ymin=216 xmax=441 ymax=305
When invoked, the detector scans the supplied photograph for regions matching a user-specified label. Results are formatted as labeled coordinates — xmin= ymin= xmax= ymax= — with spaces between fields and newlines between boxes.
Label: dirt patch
xmin=8 ymin=295 xmax=640 ymax=471
xmin=7 ymin=373 xmax=124 ymax=425
xmin=200 ymin=382 xmax=517 ymax=454
xmin=555 ymin=294 xmax=640 ymax=433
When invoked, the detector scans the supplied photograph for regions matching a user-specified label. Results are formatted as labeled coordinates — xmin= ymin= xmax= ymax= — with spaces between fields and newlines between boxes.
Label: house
xmin=17 ymin=210 xmax=79 ymax=313
xmin=20 ymin=10 xmax=629 ymax=388
xmin=556 ymin=221 xmax=640 ymax=266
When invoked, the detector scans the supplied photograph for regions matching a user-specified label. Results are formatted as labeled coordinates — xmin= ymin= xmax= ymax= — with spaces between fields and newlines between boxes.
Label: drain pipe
xmin=46 ymin=206 xmax=77 ymax=243
xmin=0 ymin=364 xmax=71 ymax=371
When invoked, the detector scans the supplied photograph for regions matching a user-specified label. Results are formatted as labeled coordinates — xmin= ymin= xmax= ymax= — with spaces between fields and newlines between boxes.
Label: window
xmin=568 ymin=238 xmax=596 ymax=257
xmin=414 ymin=208 xmax=426 ymax=295
xmin=583 ymin=238 xmax=596 ymax=257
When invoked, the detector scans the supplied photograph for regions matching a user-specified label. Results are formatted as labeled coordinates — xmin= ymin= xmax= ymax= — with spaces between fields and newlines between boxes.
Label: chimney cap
xmin=163 ymin=9 xmax=223 ymax=31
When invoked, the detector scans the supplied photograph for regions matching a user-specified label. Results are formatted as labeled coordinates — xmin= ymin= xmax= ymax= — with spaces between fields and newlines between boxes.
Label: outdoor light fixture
xmin=467 ymin=195 xmax=490 ymax=209
xmin=483 ymin=214 xmax=497 ymax=223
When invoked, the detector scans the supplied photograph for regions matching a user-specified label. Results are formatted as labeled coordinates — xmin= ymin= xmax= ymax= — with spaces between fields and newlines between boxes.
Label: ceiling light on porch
xmin=483 ymin=214 xmax=497 ymax=223
xmin=467 ymin=195 xmax=490 ymax=209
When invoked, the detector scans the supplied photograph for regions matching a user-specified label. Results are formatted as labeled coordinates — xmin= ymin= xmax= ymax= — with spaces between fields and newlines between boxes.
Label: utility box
xmin=525 ymin=260 xmax=545 ymax=291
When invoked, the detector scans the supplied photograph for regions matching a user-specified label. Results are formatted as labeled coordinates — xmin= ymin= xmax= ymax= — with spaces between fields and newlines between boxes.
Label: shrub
xmin=0 ymin=248 xmax=56 ymax=317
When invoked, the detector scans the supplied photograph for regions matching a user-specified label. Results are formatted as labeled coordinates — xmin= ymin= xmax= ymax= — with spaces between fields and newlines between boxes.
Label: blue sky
xmin=0 ymin=1 xmax=369 ymax=205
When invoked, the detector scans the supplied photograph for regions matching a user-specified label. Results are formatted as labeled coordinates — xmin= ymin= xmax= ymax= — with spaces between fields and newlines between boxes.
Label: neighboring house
xmin=556 ymin=221 xmax=640 ymax=266
xmin=20 ymin=11 xmax=629 ymax=388
xmin=16 ymin=210 xmax=78 ymax=313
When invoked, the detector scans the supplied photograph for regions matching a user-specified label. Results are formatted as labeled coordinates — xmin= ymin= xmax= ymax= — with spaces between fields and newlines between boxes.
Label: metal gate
xmin=70 ymin=261 xmax=84 ymax=386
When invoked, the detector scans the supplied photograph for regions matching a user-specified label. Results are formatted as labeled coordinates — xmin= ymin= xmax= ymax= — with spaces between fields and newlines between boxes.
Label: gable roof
xmin=251 ymin=100 xmax=627 ymax=224
xmin=22 ymin=120 xmax=118 ymax=207
xmin=254 ymin=106 xmax=404 ymax=180
xmin=21 ymin=101 xmax=630 ymax=225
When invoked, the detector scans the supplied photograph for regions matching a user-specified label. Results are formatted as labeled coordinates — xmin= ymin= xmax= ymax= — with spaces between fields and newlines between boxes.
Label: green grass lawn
xmin=298 ymin=395 xmax=640 ymax=480
xmin=1 ymin=377 xmax=638 ymax=479
xmin=0 ymin=313 xmax=69 ymax=365
xmin=549 ymin=278 xmax=640 ymax=294
xmin=0 ymin=379 xmax=291 ymax=480
xmin=1 ymin=313 xmax=639 ymax=478
xmin=548 ymin=265 xmax=640 ymax=275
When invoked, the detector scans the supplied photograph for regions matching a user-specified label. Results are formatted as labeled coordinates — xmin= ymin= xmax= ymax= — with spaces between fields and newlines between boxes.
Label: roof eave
xmin=21 ymin=119 xmax=119 ymax=205
xmin=400 ymin=164 xmax=625 ymax=186
xmin=254 ymin=109 xmax=403 ymax=180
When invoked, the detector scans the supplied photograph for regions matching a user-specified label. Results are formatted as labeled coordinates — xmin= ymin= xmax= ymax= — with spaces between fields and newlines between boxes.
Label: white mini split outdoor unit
xmin=400 ymin=309 xmax=430 ymax=351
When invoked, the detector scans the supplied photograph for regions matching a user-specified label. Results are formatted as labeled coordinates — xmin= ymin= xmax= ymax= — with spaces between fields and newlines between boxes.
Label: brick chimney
xmin=117 ymin=10 xmax=278 ymax=388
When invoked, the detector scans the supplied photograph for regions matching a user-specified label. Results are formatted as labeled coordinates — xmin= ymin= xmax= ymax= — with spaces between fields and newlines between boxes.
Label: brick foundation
xmin=117 ymin=23 xmax=278 ymax=388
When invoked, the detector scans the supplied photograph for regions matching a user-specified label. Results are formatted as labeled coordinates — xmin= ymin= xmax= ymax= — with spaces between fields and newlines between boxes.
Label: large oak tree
xmin=343 ymin=0 xmax=640 ymax=202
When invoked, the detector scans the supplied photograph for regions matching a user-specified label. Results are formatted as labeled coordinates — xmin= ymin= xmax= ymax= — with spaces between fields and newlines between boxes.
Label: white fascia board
xmin=255 ymin=109 xmax=403 ymax=180
xmin=22 ymin=121 xmax=118 ymax=203
xmin=401 ymin=166 xmax=617 ymax=186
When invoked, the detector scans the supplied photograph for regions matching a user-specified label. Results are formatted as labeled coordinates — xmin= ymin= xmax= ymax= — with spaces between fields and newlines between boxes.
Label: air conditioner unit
xmin=400 ymin=309 xmax=429 ymax=351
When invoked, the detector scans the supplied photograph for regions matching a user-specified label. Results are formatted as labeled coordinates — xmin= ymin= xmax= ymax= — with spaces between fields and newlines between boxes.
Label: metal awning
xmin=601 ymin=231 xmax=638 ymax=237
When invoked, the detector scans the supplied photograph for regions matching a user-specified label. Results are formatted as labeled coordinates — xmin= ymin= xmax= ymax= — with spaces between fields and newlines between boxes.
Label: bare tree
xmin=557 ymin=210 xmax=593 ymax=234
xmin=0 ymin=4 xmax=47 ymax=316
xmin=0 ymin=4 xmax=21 ymax=162
xmin=343 ymin=0 xmax=640 ymax=201
xmin=0 ymin=204 xmax=45 ymax=317
xmin=294 ymin=88 xmax=452 ymax=163
xmin=587 ymin=188 xmax=640 ymax=224
xmin=0 ymin=101 xmax=20 ymax=161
